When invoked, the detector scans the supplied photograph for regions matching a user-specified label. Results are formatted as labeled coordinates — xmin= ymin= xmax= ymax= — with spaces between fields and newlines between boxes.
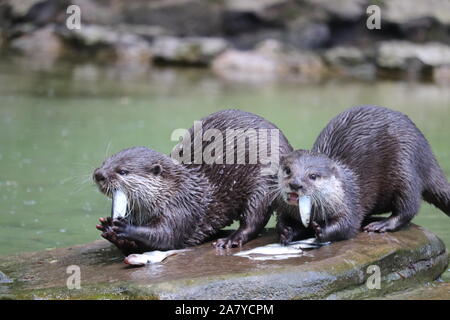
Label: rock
xmin=114 ymin=34 xmax=153 ymax=65
xmin=383 ymin=0 xmax=450 ymax=25
xmin=379 ymin=282 xmax=450 ymax=300
xmin=151 ymin=36 xmax=228 ymax=66
xmin=10 ymin=25 xmax=63 ymax=59
xmin=2 ymin=0 xmax=43 ymax=18
xmin=59 ymin=24 xmax=153 ymax=65
xmin=0 ymin=2 xmax=13 ymax=29
xmin=116 ymin=24 xmax=172 ymax=42
xmin=61 ymin=24 xmax=120 ymax=47
xmin=287 ymin=18 xmax=330 ymax=49
xmin=23 ymin=0 xmax=70 ymax=26
xmin=212 ymin=40 xmax=324 ymax=82
xmin=324 ymin=46 xmax=376 ymax=79
xmin=277 ymin=50 xmax=325 ymax=79
xmin=122 ymin=0 xmax=222 ymax=37
xmin=71 ymin=0 xmax=124 ymax=25
xmin=0 ymin=225 xmax=447 ymax=299
xmin=225 ymin=28 xmax=285 ymax=50
xmin=212 ymin=49 xmax=279 ymax=82
xmin=224 ymin=0 xmax=294 ymax=23
xmin=377 ymin=41 xmax=450 ymax=69
xmin=304 ymin=0 xmax=369 ymax=22
xmin=225 ymin=0 xmax=288 ymax=14
xmin=381 ymin=0 xmax=450 ymax=44
xmin=433 ymin=66 xmax=450 ymax=84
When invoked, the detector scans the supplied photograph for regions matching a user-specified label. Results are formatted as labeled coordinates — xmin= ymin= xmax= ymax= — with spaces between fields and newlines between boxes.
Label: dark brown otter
xmin=94 ymin=109 xmax=293 ymax=255
xmin=277 ymin=105 xmax=450 ymax=243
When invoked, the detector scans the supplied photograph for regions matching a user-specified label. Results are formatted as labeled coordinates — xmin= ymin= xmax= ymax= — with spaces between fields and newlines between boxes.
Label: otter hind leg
xmin=364 ymin=187 xmax=421 ymax=233
xmin=213 ymin=197 xmax=273 ymax=249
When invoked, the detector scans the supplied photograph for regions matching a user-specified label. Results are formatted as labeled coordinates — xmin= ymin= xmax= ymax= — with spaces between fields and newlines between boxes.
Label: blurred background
xmin=0 ymin=0 xmax=449 ymax=281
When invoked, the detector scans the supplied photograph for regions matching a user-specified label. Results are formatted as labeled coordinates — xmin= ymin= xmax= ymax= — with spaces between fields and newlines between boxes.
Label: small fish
xmin=111 ymin=189 xmax=128 ymax=219
xmin=234 ymin=244 xmax=303 ymax=256
xmin=234 ymin=238 xmax=330 ymax=260
xmin=290 ymin=238 xmax=331 ymax=248
xmin=246 ymin=254 xmax=302 ymax=261
xmin=298 ymin=195 xmax=312 ymax=227
xmin=124 ymin=249 xmax=190 ymax=266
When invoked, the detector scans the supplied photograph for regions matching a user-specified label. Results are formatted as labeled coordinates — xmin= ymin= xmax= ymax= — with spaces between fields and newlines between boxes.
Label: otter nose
xmin=94 ymin=169 xmax=106 ymax=182
xmin=289 ymin=183 xmax=303 ymax=191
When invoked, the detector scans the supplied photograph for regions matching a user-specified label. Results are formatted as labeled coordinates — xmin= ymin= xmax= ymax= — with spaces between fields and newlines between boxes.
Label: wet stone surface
xmin=0 ymin=225 xmax=448 ymax=300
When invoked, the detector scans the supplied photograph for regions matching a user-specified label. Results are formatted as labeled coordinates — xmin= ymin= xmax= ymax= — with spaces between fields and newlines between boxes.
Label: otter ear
xmin=148 ymin=164 xmax=162 ymax=175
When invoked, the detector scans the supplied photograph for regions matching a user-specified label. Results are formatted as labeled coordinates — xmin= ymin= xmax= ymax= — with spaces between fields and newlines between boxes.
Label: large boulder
xmin=324 ymin=46 xmax=376 ymax=79
xmin=212 ymin=39 xmax=324 ymax=82
xmin=59 ymin=25 xmax=153 ymax=65
xmin=286 ymin=18 xmax=330 ymax=49
xmin=382 ymin=0 xmax=450 ymax=44
xmin=383 ymin=0 xmax=450 ymax=25
xmin=304 ymin=0 xmax=369 ymax=22
xmin=377 ymin=41 xmax=450 ymax=68
xmin=1 ymin=0 xmax=43 ymax=18
xmin=0 ymin=224 xmax=447 ymax=299
xmin=122 ymin=0 xmax=223 ymax=37
xmin=10 ymin=24 xmax=63 ymax=59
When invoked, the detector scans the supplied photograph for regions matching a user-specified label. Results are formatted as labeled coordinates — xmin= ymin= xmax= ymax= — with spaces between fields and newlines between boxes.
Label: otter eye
xmin=117 ymin=169 xmax=129 ymax=176
xmin=149 ymin=164 xmax=162 ymax=175
xmin=309 ymin=173 xmax=319 ymax=180
xmin=283 ymin=166 xmax=291 ymax=175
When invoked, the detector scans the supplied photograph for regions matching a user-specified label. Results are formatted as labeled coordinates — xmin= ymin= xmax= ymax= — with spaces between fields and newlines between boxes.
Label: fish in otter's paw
xmin=93 ymin=109 xmax=293 ymax=255
xmin=276 ymin=105 xmax=450 ymax=243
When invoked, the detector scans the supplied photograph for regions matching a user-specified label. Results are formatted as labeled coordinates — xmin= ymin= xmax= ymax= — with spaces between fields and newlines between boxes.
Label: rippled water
xmin=1 ymin=54 xmax=449 ymax=275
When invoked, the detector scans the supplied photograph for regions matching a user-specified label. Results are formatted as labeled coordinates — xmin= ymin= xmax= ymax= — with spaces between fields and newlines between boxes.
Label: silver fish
xmin=124 ymin=249 xmax=190 ymax=266
xmin=298 ymin=195 xmax=312 ymax=227
xmin=111 ymin=189 xmax=128 ymax=219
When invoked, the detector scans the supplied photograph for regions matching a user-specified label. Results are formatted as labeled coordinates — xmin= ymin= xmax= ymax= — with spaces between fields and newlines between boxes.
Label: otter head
xmin=279 ymin=150 xmax=340 ymax=227
xmin=93 ymin=147 xmax=182 ymax=221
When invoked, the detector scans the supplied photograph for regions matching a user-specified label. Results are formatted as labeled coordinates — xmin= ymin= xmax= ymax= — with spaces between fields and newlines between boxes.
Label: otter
xmin=277 ymin=105 xmax=450 ymax=243
xmin=94 ymin=109 xmax=293 ymax=255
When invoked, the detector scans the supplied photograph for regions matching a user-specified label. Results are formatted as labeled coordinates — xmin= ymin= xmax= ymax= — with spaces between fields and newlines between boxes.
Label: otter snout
xmin=289 ymin=182 xmax=304 ymax=192
xmin=93 ymin=168 xmax=106 ymax=183
xmin=93 ymin=167 xmax=115 ymax=196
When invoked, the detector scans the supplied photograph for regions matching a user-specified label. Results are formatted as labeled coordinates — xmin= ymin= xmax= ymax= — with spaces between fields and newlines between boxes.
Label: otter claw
xmin=97 ymin=217 xmax=114 ymax=232
xmin=213 ymin=237 xmax=242 ymax=249
xmin=312 ymin=222 xmax=323 ymax=240
xmin=363 ymin=220 xmax=392 ymax=233
xmin=279 ymin=226 xmax=294 ymax=245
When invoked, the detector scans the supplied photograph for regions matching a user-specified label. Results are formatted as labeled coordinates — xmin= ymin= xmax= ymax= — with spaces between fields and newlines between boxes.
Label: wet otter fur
xmin=277 ymin=105 xmax=450 ymax=243
xmin=94 ymin=109 xmax=293 ymax=254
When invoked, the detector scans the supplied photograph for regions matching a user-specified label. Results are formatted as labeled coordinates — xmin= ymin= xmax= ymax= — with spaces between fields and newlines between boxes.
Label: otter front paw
xmin=213 ymin=232 xmax=247 ymax=249
xmin=96 ymin=217 xmax=113 ymax=233
xmin=213 ymin=237 xmax=241 ymax=249
xmin=112 ymin=218 xmax=136 ymax=240
xmin=98 ymin=223 xmax=139 ymax=255
xmin=312 ymin=221 xmax=324 ymax=241
xmin=278 ymin=225 xmax=295 ymax=245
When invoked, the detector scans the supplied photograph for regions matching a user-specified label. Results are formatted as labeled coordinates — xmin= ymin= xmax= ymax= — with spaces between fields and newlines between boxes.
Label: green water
xmin=1 ymin=55 xmax=450 ymax=273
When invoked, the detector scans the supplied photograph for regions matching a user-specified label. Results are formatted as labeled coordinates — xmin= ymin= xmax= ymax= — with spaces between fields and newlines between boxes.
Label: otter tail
xmin=422 ymin=162 xmax=450 ymax=217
